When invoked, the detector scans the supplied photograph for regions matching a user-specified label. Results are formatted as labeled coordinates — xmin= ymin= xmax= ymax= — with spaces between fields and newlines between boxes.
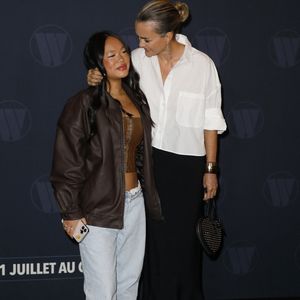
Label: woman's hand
xmin=87 ymin=68 xmax=103 ymax=86
xmin=203 ymin=173 xmax=218 ymax=201
xmin=62 ymin=218 xmax=87 ymax=238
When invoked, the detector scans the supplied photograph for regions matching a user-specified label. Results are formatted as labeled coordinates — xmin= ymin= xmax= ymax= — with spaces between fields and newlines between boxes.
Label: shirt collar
xmin=175 ymin=34 xmax=191 ymax=46
xmin=175 ymin=34 xmax=192 ymax=63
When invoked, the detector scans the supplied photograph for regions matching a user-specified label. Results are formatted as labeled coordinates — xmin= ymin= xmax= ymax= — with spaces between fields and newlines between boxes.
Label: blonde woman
xmin=88 ymin=1 xmax=227 ymax=299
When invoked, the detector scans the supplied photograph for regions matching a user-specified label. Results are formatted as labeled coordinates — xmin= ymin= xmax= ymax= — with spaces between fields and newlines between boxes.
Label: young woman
xmin=88 ymin=1 xmax=227 ymax=299
xmin=50 ymin=31 xmax=162 ymax=300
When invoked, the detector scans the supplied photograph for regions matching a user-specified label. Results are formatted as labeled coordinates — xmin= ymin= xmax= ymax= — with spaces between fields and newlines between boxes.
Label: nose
xmin=139 ymin=39 xmax=145 ymax=48
xmin=118 ymin=53 xmax=125 ymax=61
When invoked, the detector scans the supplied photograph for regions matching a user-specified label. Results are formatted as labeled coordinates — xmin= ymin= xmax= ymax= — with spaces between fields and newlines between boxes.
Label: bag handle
xmin=206 ymin=198 xmax=217 ymax=221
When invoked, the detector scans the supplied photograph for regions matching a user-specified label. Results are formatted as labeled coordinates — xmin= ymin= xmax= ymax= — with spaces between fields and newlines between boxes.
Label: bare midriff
xmin=123 ymin=114 xmax=143 ymax=191
xmin=125 ymin=172 xmax=139 ymax=191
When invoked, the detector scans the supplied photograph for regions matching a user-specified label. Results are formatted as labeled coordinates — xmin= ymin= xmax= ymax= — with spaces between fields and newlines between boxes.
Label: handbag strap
xmin=207 ymin=198 xmax=217 ymax=221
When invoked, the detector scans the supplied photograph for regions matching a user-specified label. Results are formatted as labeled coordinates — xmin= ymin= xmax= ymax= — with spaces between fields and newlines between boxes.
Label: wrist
xmin=205 ymin=162 xmax=218 ymax=174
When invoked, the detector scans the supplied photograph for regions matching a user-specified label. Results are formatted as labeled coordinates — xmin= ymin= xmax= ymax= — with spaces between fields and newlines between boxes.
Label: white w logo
xmin=194 ymin=28 xmax=230 ymax=66
xmin=226 ymin=246 xmax=257 ymax=275
xmin=35 ymin=33 xmax=68 ymax=66
xmin=231 ymin=109 xmax=261 ymax=138
xmin=31 ymin=175 xmax=59 ymax=214
xmin=0 ymin=101 xmax=31 ymax=142
xmin=30 ymin=25 xmax=72 ymax=67
xmin=195 ymin=35 xmax=226 ymax=66
xmin=273 ymin=36 xmax=300 ymax=67
xmin=267 ymin=178 xmax=296 ymax=207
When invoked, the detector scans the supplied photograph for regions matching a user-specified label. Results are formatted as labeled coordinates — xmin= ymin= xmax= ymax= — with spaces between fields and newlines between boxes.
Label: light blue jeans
xmin=79 ymin=184 xmax=145 ymax=300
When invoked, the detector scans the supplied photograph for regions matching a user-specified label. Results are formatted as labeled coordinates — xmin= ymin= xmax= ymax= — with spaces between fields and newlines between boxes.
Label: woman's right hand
xmin=62 ymin=218 xmax=87 ymax=238
xmin=87 ymin=68 xmax=103 ymax=86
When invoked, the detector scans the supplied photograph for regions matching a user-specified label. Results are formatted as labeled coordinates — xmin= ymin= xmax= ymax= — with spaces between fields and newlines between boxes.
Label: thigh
xmin=79 ymin=225 xmax=118 ymax=300
xmin=117 ymin=190 xmax=146 ymax=299
xmin=117 ymin=191 xmax=146 ymax=266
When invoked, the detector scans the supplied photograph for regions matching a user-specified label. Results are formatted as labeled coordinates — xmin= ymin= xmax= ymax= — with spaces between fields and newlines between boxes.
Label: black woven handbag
xmin=196 ymin=198 xmax=224 ymax=258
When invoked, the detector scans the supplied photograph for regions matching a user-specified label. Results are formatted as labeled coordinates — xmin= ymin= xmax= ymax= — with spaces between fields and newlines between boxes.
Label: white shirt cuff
xmin=204 ymin=108 xmax=227 ymax=134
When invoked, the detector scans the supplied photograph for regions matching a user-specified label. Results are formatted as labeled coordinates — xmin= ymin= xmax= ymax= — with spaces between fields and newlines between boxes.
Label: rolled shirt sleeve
xmin=204 ymin=60 xmax=227 ymax=134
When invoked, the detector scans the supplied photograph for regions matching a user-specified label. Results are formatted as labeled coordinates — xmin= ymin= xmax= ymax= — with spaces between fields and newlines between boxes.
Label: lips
xmin=117 ymin=64 xmax=127 ymax=71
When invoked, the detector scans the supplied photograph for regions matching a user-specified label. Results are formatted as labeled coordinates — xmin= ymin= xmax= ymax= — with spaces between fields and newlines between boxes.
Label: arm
xmin=202 ymin=59 xmax=226 ymax=200
xmin=50 ymin=96 xmax=88 ymax=235
xmin=87 ymin=68 xmax=102 ymax=86
xmin=203 ymin=130 xmax=218 ymax=201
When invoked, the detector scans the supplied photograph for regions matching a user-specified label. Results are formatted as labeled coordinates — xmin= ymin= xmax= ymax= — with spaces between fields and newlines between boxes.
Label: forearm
xmin=203 ymin=130 xmax=218 ymax=200
xmin=51 ymin=103 xmax=87 ymax=219
xmin=204 ymin=129 xmax=218 ymax=163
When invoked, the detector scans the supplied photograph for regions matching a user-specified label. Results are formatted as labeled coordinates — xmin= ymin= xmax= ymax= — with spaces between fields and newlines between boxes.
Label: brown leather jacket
xmin=50 ymin=85 xmax=162 ymax=229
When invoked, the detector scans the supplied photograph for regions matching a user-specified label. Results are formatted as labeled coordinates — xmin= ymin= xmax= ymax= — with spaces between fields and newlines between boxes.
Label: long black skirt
xmin=139 ymin=147 xmax=205 ymax=300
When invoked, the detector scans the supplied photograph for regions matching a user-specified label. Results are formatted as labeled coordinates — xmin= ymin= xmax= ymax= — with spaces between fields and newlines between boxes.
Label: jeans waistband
xmin=125 ymin=181 xmax=142 ymax=200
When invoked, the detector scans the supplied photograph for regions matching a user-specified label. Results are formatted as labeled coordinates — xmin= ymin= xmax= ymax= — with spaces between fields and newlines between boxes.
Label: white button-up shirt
xmin=132 ymin=34 xmax=227 ymax=156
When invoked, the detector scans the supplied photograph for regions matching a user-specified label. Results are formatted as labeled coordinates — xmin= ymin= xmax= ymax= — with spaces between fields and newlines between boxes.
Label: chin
xmin=120 ymin=72 xmax=129 ymax=78
xmin=118 ymin=70 xmax=129 ymax=77
xmin=145 ymin=51 xmax=153 ymax=57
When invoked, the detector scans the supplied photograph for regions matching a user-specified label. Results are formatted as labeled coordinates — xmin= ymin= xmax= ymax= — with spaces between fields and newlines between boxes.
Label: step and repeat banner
xmin=1 ymin=0 xmax=299 ymax=299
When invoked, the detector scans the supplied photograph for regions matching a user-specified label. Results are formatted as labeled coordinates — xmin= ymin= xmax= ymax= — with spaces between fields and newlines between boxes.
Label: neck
xmin=158 ymin=39 xmax=184 ymax=64
xmin=107 ymin=79 xmax=124 ymax=96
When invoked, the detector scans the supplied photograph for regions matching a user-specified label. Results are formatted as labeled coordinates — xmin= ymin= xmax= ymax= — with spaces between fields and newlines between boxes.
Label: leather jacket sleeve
xmin=50 ymin=95 xmax=88 ymax=220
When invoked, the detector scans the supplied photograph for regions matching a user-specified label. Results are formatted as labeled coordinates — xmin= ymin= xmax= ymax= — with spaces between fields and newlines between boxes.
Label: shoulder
xmin=131 ymin=48 xmax=146 ymax=65
xmin=58 ymin=88 xmax=93 ymax=124
xmin=132 ymin=48 xmax=145 ymax=58
xmin=177 ymin=34 xmax=216 ymax=68
xmin=61 ymin=88 xmax=95 ymax=116
xmin=65 ymin=88 xmax=93 ymax=109
xmin=188 ymin=47 xmax=221 ymax=87
xmin=189 ymin=46 xmax=216 ymax=69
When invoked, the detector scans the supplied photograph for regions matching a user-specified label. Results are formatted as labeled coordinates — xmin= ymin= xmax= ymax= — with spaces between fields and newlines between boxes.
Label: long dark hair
xmin=84 ymin=31 xmax=152 ymax=135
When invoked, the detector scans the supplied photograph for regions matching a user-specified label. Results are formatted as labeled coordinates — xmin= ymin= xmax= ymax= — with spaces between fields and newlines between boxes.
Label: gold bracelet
xmin=205 ymin=162 xmax=218 ymax=174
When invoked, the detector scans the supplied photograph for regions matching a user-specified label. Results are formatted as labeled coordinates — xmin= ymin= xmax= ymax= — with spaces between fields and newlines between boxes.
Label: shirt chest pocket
xmin=176 ymin=91 xmax=205 ymax=128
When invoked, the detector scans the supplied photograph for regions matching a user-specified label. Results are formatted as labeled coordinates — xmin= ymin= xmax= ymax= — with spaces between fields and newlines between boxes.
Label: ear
xmin=165 ymin=31 xmax=174 ymax=42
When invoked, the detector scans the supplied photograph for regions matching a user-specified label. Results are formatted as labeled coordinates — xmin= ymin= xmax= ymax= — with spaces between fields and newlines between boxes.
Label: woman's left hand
xmin=203 ymin=173 xmax=218 ymax=201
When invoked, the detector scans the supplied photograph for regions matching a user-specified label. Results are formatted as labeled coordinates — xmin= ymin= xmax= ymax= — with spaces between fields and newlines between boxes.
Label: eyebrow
xmin=138 ymin=36 xmax=150 ymax=40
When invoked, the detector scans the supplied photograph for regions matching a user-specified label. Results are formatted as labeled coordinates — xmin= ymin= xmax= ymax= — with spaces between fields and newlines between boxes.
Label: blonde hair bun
xmin=174 ymin=2 xmax=189 ymax=23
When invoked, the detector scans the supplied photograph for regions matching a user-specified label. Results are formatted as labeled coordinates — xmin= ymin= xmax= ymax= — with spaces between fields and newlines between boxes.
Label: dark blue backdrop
xmin=1 ymin=1 xmax=300 ymax=299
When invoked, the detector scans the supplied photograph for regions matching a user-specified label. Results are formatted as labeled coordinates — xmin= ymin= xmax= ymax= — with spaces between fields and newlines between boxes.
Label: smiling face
xmin=135 ymin=21 xmax=169 ymax=57
xmin=103 ymin=36 xmax=130 ymax=80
